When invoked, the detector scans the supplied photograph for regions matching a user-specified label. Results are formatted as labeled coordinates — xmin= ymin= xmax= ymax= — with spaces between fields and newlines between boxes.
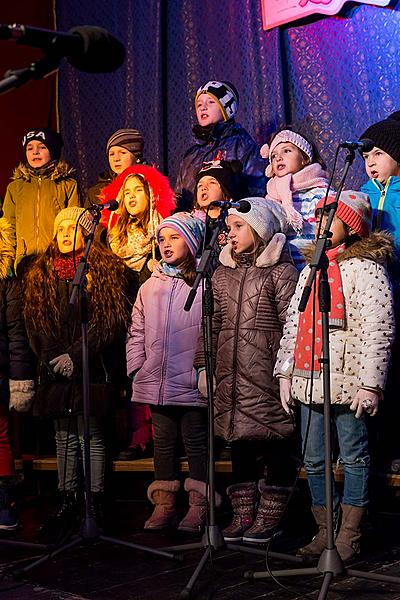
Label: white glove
xmin=49 ymin=354 xmax=74 ymax=378
xmin=197 ymin=369 xmax=216 ymax=398
xmin=9 ymin=379 xmax=35 ymax=412
xmin=279 ymin=378 xmax=294 ymax=415
xmin=350 ymin=389 xmax=379 ymax=418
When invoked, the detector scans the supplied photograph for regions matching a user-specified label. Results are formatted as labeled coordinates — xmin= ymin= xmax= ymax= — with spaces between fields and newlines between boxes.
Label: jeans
xmin=54 ymin=416 xmax=105 ymax=493
xmin=301 ymin=404 xmax=370 ymax=508
xmin=151 ymin=405 xmax=207 ymax=482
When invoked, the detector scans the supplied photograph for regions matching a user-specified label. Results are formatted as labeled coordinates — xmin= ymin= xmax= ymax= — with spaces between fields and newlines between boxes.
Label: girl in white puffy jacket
xmin=275 ymin=190 xmax=395 ymax=562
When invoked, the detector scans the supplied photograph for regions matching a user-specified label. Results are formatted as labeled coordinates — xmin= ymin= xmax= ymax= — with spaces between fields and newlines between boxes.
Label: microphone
xmin=339 ymin=138 xmax=375 ymax=153
xmin=0 ymin=24 xmax=125 ymax=73
xmin=88 ymin=200 xmax=119 ymax=212
xmin=209 ymin=200 xmax=251 ymax=213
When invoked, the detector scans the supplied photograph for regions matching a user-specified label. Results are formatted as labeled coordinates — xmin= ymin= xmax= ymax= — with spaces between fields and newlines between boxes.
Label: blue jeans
xmin=300 ymin=404 xmax=370 ymax=508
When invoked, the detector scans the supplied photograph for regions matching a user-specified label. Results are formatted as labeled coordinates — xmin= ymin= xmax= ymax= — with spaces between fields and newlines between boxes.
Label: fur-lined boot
xmin=222 ymin=482 xmax=257 ymax=542
xmin=242 ymin=481 xmax=291 ymax=544
xmin=144 ymin=480 xmax=180 ymax=530
xmin=178 ymin=478 xmax=221 ymax=533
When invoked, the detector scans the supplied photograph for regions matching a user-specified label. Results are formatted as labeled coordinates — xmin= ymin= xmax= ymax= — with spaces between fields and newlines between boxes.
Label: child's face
xmin=26 ymin=140 xmax=51 ymax=169
xmin=123 ymin=176 xmax=148 ymax=218
xmin=227 ymin=214 xmax=255 ymax=254
xmin=158 ymin=227 xmax=190 ymax=265
xmin=362 ymin=146 xmax=400 ymax=185
xmin=196 ymin=176 xmax=223 ymax=208
xmin=56 ymin=219 xmax=84 ymax=254
xmin=318 ymin=212 xmax=347 ymax=248
xmin=270 ymin=142 xmax=305 ymax=177
xmin=196 ymin=94 xmax=223 ymax=127
xmin=108 ymin=145 xmax=135 ymax=175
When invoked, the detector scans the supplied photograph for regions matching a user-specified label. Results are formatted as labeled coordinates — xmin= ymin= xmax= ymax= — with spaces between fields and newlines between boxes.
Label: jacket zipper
xmin=36 ymin=177 xmax=41 ymax=254
xmin=158 ymin=278 xmax=177 ymax=405
xmin=372 ymin=177 xmax=390 ymax=230
xmin=229 ymin=270 xmax=247 ymax=437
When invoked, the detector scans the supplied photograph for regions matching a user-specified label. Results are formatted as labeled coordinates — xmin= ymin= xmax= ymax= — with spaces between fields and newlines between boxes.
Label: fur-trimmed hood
xmin=302 ymin=231 xmax=395 ymax=265
xmin=12 ymin=160 xmax=75 ymax=183
xmin=0 ymin=217 xmax=15 ymax=279
xmin=219 ymin=233 xmax=292 ymax=269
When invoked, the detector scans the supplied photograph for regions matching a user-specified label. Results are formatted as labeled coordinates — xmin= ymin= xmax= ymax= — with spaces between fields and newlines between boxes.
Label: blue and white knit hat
xmin=156 ymin=212 xmax=205 ymax=257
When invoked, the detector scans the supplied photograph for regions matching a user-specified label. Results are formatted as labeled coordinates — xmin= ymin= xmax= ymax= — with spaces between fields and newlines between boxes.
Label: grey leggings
xmin=54 ymin=416 xmax=105 ymax=493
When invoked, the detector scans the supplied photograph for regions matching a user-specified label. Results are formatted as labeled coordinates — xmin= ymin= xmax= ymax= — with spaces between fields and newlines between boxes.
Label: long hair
xmin=112 ymin=175 xmax=151 ymax=247
xmin=23 ymin=239 xmax=132 ymax=345
xmin=178 ymin=253 xmax=197 ymax=287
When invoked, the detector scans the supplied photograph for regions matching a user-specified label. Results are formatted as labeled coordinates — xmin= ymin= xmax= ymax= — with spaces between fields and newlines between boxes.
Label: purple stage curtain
xmin=56 ymin=1 xmax=400 ymax=193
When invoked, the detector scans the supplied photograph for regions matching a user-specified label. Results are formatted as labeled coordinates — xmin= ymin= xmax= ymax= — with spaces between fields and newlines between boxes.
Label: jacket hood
xmin=302 ymin=230 xmax=395 ymax=265
xmin=219 ymin=232 xmax=290 ymax=269
xmin=0 ymin=217 xmax=15 ymax=279
xmin=12 ymin=160 xmax=75 ymax=182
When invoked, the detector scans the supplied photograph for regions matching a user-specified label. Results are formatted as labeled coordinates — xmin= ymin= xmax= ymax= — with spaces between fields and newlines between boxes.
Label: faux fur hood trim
xmin=12 ymin=160 xmax=75 ymax=182
xmin=302 ymin=231 xmax=395 ymax=265
xmin=0 ymin=217 xmax=15 ymax=279
xmin=219 ymin=232 xmax=287 ymax=269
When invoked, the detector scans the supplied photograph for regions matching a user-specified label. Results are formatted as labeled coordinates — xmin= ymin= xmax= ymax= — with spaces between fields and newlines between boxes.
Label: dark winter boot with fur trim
xmin=242 ymin=481 xmax=292 ymax=544
xmin=222 ymin=482 xmax=257 ymax=542
xmin=144 ymin=480 xmax=180 ymax=530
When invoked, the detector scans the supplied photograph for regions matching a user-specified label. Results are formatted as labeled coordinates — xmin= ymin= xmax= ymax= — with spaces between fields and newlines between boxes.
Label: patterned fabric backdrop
xmin=56 ymin=1 xmax=400 ymax=196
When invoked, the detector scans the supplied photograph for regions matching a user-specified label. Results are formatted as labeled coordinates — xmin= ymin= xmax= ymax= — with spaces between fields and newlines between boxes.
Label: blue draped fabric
xmin=56 ymin=1 xmax=400 ymax=195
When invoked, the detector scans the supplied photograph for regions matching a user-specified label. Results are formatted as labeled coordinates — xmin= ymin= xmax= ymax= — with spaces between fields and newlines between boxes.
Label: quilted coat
xmin=195 ymin=234 xmax=298 ymax=441
xmin=126 ymin=269 xmax=206 ymax=408
xmin=274 ymin=231 xmax=396 ymax=405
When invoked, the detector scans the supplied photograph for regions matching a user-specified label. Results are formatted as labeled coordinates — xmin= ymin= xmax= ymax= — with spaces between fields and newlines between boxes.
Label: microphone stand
xmin=244 ymin=150 xmax=400 ymax=598
xmin=0 ymin=54 xmax=60 ymax=96
xmin=11 ymin=208 xmax=180 ymax=579
xmin=162 ymin=207 xmax=303 ymax=600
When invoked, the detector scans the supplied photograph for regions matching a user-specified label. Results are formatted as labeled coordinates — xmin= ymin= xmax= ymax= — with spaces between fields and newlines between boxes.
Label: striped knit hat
xmin=196 ymin=81 xmax=239 ymax=121
xmin=106 ymin=128 xmax=144 ymax=156
xmin=315 ymin=190 xmax=371 ymax=238
xmin=53 ymin=207 xmax=93 ymax=237
xmin=156 ymin=212 xmax=205 ymax=257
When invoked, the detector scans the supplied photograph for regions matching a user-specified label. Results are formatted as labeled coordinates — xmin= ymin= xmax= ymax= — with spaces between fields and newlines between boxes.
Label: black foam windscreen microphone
xmin=88 ymin=200 xmax=119 ymax=211
xmin=209 ymin=200 xmax=251 ymax=213
xmin=339 ymin=138 xmax=375 ymax=153
xmin=0 ymin=24 xmax=125 ymax=73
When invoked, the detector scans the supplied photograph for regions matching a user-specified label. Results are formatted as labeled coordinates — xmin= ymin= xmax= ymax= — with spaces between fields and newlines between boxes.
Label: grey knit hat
xmin=106 ymin=128 xmax=144 ymax=156
xmin=228 ymin=197 xmax=288 ymax=242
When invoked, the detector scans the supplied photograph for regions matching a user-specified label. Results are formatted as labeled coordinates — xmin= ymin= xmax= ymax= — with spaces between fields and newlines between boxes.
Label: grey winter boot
xmin=335 ymin=504 xmax=365 ymax=562
xmin=222 ymin=482 xmax=257 ymax=542
xmin=242 ymin=481 xmax=292 ymax=544
xmin=144 ymin=480 xmax=180 ymax=530
xmin=0 ymin=474 xmax=24 ymax=531
xmin=297 ymin=505 xmax=328 ymax=558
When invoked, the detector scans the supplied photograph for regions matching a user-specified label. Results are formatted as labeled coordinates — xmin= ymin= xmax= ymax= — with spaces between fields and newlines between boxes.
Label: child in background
xmin=23 ymin=207 xmax=133 ymax=538
xmin=261 ymin=129 xmax=330 ymax=270
xmin=175 ymin=80 xmax=266 ymax=210
xmin=86 ymin=128 xmax=147 ymax=207
xmin=0 ymin=215 xmax=35 ymax=530
xmin=195 ymin=198 xmax=299 ymax=543
xmin=275 ymin=191 xmax=395 ymax=562
xmin=101 ymin=165 xmax=175 ymax=460
xmin=126 ymin=213 xmax=211 ymax=533
xmin=3 ymin=128 xmax=80 ymax=275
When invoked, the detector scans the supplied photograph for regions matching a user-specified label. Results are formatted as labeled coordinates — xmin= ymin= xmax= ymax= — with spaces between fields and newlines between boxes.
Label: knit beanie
xmin=228 ymin=197 xmax=288 ymax=243
xmin=22 ymin=128 xmax=63 ymax=161
xmin=195 ymin=159 xmax=242 ymax=201
xmin=261 ymin=130 xmax=313 ymax=178
xmin=53 ymin=207 xmax=94 ymax=237
xmin=156 ymin=212 xmax=205 ymax=257
xmin=195 ymin=80 xmax=239 ymax=121
xmin=315 ymin=191 xmax=371 ymax=238
xmin=106 ymin=128 xmax=144 ymax=156
xmin=359 ymin=111 xmax=400 ymax=163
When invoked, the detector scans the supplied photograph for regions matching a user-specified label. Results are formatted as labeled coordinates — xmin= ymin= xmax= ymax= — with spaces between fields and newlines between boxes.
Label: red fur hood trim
xmin=99 ymin=165 xmax=176 ymax=229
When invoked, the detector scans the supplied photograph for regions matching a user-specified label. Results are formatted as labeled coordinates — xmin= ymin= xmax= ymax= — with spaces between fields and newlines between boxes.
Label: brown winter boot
xmin=144 ymin=480 xmax=180 ymax=530
xmin=335 ymin=504 xmax=365 ymax=562
xmin=297 ymin=505 xmax=327 ymax=558
xmin=222 ymin=482 xmax=257 ymax=542
xmin=178 ymin=478 xmax=222 ymax=533
xmin=242 ymin=481 xmax=292 ymax=544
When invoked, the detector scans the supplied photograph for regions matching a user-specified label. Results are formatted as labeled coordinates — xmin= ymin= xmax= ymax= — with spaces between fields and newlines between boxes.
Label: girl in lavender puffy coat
xmin=126 ymin=212 xmax=210 ymax=532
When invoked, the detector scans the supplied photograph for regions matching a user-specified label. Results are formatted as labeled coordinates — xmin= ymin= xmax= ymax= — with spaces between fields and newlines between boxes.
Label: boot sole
xmin=242 ymin=529 xmax=282 ymax=544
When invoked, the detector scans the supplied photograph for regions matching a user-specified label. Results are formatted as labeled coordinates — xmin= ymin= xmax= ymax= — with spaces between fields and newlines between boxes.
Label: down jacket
xmin=274 ymin=232 xmax=396 ymax=405
xmin=194 ymin=234 xmax=298 ymax=441
xmin=126 ymin=269 xmax=206 ymax=408
xmin=3 ymin=161 xmax=80 ymax=273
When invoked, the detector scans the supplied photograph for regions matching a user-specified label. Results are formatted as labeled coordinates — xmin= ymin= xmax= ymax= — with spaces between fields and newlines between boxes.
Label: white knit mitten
xmin=9 ymin=379 xmax=35 ymax=412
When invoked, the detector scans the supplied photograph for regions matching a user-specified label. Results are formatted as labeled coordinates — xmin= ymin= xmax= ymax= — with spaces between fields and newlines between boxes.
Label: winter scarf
xmin=53 ymin=254 xmax=83 ymax=281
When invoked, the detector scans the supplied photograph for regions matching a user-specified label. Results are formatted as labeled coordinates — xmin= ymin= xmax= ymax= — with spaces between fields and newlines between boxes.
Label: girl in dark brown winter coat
xmin=23 ymin=207 xmax=134 ymax=538
xmin=195 ymin=197 xmax=299 ymax=543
